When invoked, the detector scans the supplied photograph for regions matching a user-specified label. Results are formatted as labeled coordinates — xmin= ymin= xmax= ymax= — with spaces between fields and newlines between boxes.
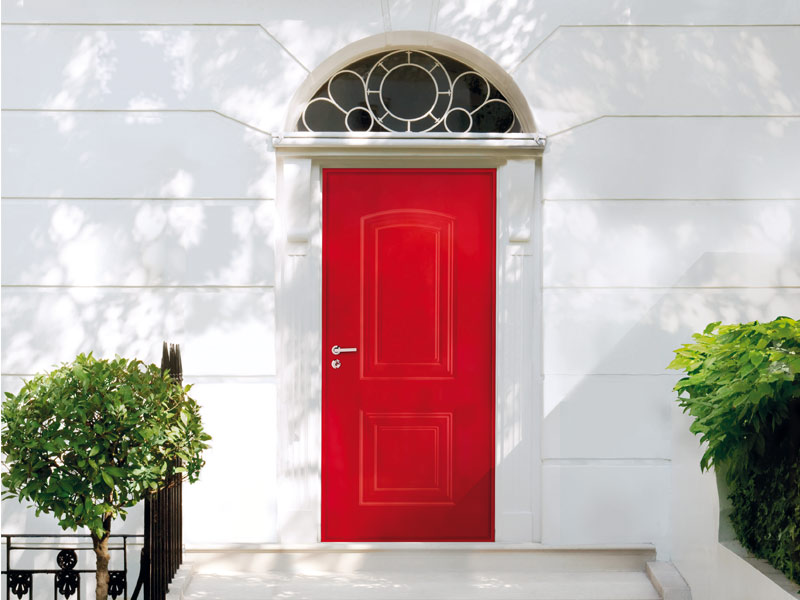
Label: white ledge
xmin=184 ymin=542 xmax=654 ymax=552
xmin=271 ymin=132 xmax=546 ymax=156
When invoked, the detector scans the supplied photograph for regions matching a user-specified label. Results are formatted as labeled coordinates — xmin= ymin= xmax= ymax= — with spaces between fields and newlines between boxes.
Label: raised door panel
xmin=363 ymin=210 xmax=454 ymax=379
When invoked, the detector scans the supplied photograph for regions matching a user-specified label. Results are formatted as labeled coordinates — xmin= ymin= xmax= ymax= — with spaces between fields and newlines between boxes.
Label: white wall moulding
xmin=272 ymin=133 xmax=546 ymax=156
xmin=273 ymin=135 xmax=543 ymax=543
xmin=544 ymin=116 xmax=800 ymax=200
xmin=1 ymin=199 xmax=276 ymax=287
xmin=0 ymin=24 xmax=308 ymax=133
xmin=2 ymin=111 xmax=275 ymax=199
xmin=543 ymin=199 xmax=800 ymax=288
xmin=543 ymin=288 xmax=800 ymax=376
xmin=278 ymin=158 xmax=313 ymax=245
xmin=498 ymin=159 xmax=536 ymax=243
xmin=1 ymin=287 xmax=276 ymax=376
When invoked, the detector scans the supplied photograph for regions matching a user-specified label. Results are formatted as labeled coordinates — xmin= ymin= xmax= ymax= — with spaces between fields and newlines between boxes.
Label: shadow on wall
xmin=540 ymin=220 xmax=799 ymax=549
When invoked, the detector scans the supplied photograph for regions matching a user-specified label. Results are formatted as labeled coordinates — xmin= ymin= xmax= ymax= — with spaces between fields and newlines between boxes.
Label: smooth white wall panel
xmin=0 ymin=1 xmax=384 ymax=72
xmin=435 ymin=1 xmax=800 ymax=72
xmin=1 ymin=25 xmax=307 ymax=133
xmin=543 ymin=200 xmax=800 ymax=287
xmin=2 ymin=111 xmax=273 ymax=198
xmin=544 ymin=289 xmax=800 ymax=375
xmin=2 ymin=199 xmax=276 ymax=286
xmin=2 ymin=288 xmax=275 ymax=376
xmin=542 ymin=463 xmax=670 ymax=550
xmin=388 ymin=0 xmax=437 ymax=32
xmin=544 ymin=117 xmax=800 ymax=200
xmin=543 ymin=375 xmax=673 ymax=459
xmin=518 ymin=26 xmax=800 ymax=132
xmin=6 ymin=1 xmax=799 ymax=74
xmin=182 ymin=381 xmax=278 ymax=545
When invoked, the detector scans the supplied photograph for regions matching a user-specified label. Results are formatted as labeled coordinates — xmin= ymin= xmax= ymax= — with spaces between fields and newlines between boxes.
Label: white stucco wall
xmin=2 ymin=1 xmax=799 ymax=596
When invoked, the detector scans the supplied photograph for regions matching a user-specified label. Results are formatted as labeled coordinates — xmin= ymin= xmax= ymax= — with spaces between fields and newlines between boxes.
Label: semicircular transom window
xmin=298 ymin=50 xmax=523 ymax=134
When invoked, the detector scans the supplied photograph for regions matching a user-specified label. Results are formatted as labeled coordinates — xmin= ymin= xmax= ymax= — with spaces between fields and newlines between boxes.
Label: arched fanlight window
xmin=297 ymin=50 xmax=522 ymax=134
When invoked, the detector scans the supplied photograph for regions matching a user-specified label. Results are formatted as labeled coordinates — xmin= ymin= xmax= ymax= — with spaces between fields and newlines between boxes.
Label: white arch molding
xmin=272 ymin=32 xmax=545 ymax=544
xmin=284 ymin=31 xmax=538 ymax=134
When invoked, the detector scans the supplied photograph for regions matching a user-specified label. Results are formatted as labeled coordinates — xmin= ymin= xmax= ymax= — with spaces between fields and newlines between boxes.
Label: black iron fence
xmin=1 ymin=533 xmax=141 ymax=600
xmin=131 ymin=342 xmax=185 ymax=600
xmin=132 ymin=470 xmax=182 ymax=600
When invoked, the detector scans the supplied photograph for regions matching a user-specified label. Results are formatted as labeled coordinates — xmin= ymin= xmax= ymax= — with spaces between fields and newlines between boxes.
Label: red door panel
xmin=322 ymin=169 xmax=495 ymax=541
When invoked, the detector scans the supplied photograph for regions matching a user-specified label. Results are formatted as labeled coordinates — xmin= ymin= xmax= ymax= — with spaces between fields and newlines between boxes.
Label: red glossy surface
xmin=322 ymin=169 xmax=495 ymax=541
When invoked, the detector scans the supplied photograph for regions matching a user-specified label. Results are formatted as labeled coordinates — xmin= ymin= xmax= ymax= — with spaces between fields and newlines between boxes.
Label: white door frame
xmin=272 ymin=132 xmax=546 ymax=543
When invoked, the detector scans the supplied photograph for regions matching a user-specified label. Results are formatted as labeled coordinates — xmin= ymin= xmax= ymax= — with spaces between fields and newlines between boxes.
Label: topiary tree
xmin=1 ymin=353 xmax=211 ymax=600
xmin=668 ymin=316 xmax=800 ymax=585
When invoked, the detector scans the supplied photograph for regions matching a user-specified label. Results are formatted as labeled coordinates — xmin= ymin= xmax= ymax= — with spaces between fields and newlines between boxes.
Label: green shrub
xmin=668 ymin=317 xmax=800 ymax=586
xmin=1 ymin=353 xmax=211 ymax=600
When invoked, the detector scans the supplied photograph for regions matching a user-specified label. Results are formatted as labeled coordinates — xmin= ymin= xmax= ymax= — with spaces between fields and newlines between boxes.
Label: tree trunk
xmin=91 ymin=515 xmax=112 ymax=600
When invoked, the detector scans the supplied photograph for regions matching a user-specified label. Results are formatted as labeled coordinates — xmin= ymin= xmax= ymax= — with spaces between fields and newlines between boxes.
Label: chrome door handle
xmin=332 ymin=345 xmax=357 ymax=355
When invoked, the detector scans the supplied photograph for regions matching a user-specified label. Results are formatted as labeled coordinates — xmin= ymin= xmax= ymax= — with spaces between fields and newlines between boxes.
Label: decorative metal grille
xmin=298 ymin=50 xmax=522 ymax=134
xmin=2 ymin=534 xmax=137 ymax=600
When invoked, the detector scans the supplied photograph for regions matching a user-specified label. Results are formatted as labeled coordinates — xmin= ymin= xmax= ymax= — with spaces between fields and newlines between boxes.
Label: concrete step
xmin=184 ymin=543 xmax=658 ymax=574
xmin=179 ymin=569 xmax=661 ymax=599
xmin=169 ymin=545 xmax=670 ymax=600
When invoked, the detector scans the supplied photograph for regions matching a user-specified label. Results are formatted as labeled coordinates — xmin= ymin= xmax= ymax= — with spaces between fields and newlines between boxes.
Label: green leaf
xmin=749 ymin=351 xmax=765 ymax=367
xmin=668 ymin=317 xmax=800 ymax=587
xmin=2 ymin=352 xmax=210 ymax=536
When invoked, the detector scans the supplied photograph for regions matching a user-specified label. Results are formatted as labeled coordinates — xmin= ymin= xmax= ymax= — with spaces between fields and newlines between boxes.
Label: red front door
xmin=322 ymin=169 xmax=495 ymax=541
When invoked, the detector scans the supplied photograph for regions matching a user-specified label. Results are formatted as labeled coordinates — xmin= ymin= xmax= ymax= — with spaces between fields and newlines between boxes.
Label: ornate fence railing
xmin=1 ymin=533 xmax=141 ymax=600
xmin=130 ymin=342 xmax=184 ymax=600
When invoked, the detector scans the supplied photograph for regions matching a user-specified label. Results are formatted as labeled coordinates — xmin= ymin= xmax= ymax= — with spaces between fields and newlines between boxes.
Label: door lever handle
xmin=332 ymin=345 xmax=357 ymax=355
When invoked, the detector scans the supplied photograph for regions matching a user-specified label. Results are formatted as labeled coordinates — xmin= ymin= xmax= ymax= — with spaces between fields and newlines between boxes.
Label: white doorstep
xmin=172 ymin=546 xmax=665 ymax=600
xmin=180 ymin=569 xmax=660 ymax=600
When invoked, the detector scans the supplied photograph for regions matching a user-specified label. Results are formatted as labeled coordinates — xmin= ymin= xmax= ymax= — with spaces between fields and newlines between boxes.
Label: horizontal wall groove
xmin=4 ymin=22 xmax=797 ymax=28
xmin=511 ymin=22 xmax=800 ymax=73
xmin=544 ymin=373 xmax=677 ymax=377
xmin=1 ymin=284 xmax=275 ymax=290
xmin=559 ymin=23 xmax=800 ymax=29
xmin=543 ymin=458 xmax=671 ymax=466
xmin=3 ymin=373 xmax=276 ymax=380
xmin=1 ymin=108 xmax=273 ymax=136
xmin=542 ymin=196 xmax=800 ymax=203
xmin=543 ymin=285 xmax=800 ymax=290
xmin=180 ymin=375 xmax=277 ymax=381
xmin=1 ymin=22 xmax=278 ymax=26
xmin=2 ymin=196 xmax=274 ymax=202
xmin=0 ymin=22 xmax=310 ymax=73
xmin=548 ymin=114 xmax=800 ymax=137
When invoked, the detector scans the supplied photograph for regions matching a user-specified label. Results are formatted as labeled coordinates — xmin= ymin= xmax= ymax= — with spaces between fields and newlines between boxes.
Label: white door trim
xmin=273 ymin=133 xmax=545 ymax=543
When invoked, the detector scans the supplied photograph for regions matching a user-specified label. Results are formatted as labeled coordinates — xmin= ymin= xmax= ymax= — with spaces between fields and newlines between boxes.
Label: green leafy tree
xmin=669 ymin=317 xmax=800 ymax=585
xmin=1 ymin=353 xmax=211 ymax=600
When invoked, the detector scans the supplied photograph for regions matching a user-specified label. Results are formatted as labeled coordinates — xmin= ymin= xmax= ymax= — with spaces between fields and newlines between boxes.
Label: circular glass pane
xmin=346 ymin=107 xmax=373 ymax=132
xmin=445 ymin=108 xmax=472 ymax=133
xmin=381 ymin=64 xmax=437 ymax=120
